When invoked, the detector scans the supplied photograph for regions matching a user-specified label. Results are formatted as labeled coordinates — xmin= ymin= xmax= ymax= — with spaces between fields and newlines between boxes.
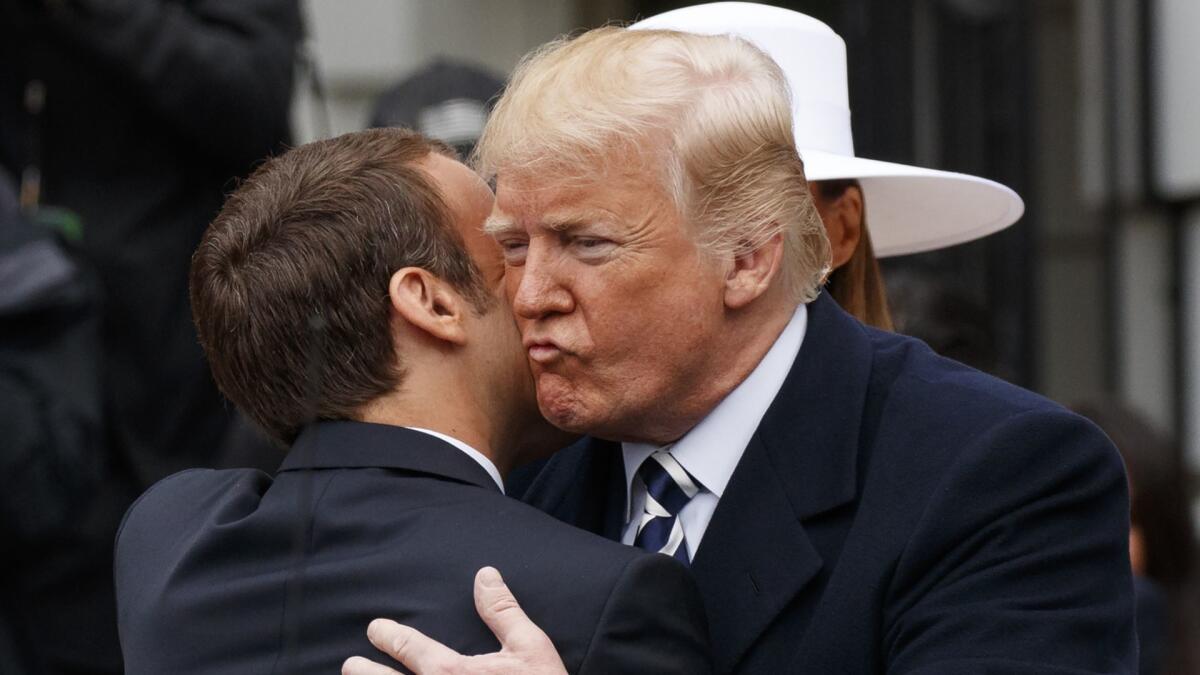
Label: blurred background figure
xmin=1073 ymin=402 xmax=1200 ymax=675
xmin=0 ymin=1 xmax=301 ymax=672
xmin=885 ymin=265 xmax=1008 ymax=378
xmin=0 ymin=167 xmax=104 ymax=673
xmin=370 ymin=58 xmax=505 ymax=158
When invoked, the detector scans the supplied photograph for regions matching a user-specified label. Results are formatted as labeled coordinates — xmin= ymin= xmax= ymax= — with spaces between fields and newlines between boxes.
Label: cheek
xmin=503 ymin=267 xmax=523 ymax=303
xmin=597 ymin=256 xmax=717 ymax=327
xmin=579 ymin=273 xmax=720 ymax=379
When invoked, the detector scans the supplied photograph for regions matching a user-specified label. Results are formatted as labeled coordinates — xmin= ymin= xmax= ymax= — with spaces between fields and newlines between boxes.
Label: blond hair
xmin=475 ymin=27 xmax=831 ymax=303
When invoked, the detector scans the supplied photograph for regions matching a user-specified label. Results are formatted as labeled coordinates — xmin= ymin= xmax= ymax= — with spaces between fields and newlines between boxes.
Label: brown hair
xmin=190 ymin=127 xmax=489 ymax=443
xmin=818 ymin=179 xmax=893 ymax=331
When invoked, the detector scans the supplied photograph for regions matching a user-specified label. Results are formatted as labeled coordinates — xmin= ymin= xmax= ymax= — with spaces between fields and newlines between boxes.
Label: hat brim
xmin=799 ymin=149 xmax=1025 ymax=258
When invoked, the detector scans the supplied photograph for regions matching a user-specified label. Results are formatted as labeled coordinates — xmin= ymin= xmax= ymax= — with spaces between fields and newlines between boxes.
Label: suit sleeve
xmin=883 ymin=409 xmax=1137 ymax=674
xmin=44 ymin=0 xmax=301 ymax=168
xmin=577 ymin=554 xmax=713 ymax=675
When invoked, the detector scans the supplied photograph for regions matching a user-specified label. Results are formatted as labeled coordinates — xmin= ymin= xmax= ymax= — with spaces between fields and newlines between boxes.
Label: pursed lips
xmin=523 ymin=336 xmax=566 ymax=364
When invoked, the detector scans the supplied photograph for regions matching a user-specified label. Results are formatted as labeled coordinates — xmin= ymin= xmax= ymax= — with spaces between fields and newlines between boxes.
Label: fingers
xmin=473 ymin=566 xmax=550 ymax=653
xmin=342 ymin=655 xmax=402 ymax=675
xmin=365 ymin=618 xmax=462 ymax=673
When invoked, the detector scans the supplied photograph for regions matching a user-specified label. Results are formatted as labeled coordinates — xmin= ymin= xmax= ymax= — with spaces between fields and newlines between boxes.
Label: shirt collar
xmin=621 ymin=303 xmax=807 ymax=519
xmin=407 ymin=427 xmax=505 ymax=493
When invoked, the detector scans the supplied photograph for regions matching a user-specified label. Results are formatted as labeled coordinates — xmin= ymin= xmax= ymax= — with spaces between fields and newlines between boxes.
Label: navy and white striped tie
xmin=633 ymin=450 xmax=702 ymax=565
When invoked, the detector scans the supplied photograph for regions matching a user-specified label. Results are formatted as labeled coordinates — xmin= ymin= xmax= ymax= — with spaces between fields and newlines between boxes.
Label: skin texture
xmin=357 ymin=152 xmax=548 ymax=476
xmin=811 ymin=181 xmax=864 ymax=270
xmin=485 ymin=162 xmax=792 ymax=445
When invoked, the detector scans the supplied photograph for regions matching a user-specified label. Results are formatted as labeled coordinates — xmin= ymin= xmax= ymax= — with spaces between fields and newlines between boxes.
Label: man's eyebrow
xmin=483 ymin=211 xmax=611 ymax=236
xmin=541 ymin=212 xmax=610 ymax=233
xmin=482 ymin=216 xmax=518 ymax=236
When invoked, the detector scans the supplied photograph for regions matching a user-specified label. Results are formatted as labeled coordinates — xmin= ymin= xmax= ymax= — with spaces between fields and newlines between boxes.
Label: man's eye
xmin=571 ymin=237 xmax=615 ymax=257
xmin=499 ymin=240 xmax=528 ymax=265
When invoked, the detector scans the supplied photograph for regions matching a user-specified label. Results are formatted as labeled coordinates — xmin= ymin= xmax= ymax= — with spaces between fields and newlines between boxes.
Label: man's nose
xmin=511 ymin=246 xmax=574 ymax=320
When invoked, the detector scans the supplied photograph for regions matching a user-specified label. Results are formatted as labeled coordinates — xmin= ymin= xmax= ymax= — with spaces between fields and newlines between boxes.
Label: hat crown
xmin=631 ymin=1 xmax=854 ymax=157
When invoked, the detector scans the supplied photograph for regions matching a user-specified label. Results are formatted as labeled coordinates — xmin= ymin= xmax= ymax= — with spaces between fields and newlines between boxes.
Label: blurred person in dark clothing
xmin=1073 ymin=402 xmax=1200 ymax=675
xmin=0 ymin=2 xmax=302 ymax=672
xmin=0 ymin=168 xmax=104 ymax=672
xmin=884 ymin=266 xmax=1011 ymax=380
xmin=370 ymin=58 xmax=505 ymax=159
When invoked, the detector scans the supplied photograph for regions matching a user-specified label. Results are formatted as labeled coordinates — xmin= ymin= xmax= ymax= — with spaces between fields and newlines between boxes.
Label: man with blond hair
xmin=348 ymin=25 xmax=1136 ymax=675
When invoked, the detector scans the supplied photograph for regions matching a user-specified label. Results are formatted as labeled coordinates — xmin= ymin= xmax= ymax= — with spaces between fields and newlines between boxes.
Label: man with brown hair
xmin=112 ymin=127 xmax=710 ymax=675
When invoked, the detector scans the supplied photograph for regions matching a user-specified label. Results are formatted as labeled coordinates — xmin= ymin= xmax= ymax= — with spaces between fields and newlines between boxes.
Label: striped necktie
xmin=633 ymin=450 xmax=702 ymax=565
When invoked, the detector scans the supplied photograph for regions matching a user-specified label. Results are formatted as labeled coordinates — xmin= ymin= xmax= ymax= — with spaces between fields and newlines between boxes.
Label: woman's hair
xmin=474 ymin=26 xmax=830 ymax=304
xmin=817 ymin=179 xmax=893 ymax=330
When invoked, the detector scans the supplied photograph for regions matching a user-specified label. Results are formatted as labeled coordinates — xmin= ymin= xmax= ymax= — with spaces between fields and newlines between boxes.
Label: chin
xmin=535 ymin=374 xmax=592 ymax=434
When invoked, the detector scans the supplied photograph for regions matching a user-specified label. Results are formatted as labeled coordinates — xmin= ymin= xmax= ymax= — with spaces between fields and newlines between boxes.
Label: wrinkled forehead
xmin=485 ymin=163 xmax=672 ymax=237
xmin=486 ymin=146 xmax=677 ymax=227
xmin=485 ymin=176 xmax=591 ymax=235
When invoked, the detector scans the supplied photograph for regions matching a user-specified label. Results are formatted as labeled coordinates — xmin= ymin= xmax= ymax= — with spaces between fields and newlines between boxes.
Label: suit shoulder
xmin=473 ymin=489 xmax=644 ymax=568
xmin=115 ymin=468 xmax=273 ymax=577
xmin=579 ymin=553 xmax=712 ymax=674
xmin=858 ymin=329 xmax=1123 ymax=496
xmin=478 ymin=499 xmax=710 ymax=673
xmin=128 ymin=467 xmax=264 ymax=507
xmin=119 ymin=468 xmax=269 ymax=535
xmin=866 ymin=327 xmax=1083 ymax=434
xmin=426 ymin=490 xmax=652 ymax=601
xmin=412 ymin=492 xmax=686 ymax=671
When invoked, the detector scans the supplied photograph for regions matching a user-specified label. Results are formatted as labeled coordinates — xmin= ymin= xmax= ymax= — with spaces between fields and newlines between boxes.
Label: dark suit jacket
xmin=520 ymin=294 xmax=1137 ymax=674
xmin=115 ymin=422 xmax=711 ymax=674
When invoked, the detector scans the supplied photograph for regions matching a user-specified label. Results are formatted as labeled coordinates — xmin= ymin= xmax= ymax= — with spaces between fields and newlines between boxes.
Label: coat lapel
xmin=689 ymin=433 xmax=823 ymax=673
xmin=690 ymin=294 xmax=874 ymax=672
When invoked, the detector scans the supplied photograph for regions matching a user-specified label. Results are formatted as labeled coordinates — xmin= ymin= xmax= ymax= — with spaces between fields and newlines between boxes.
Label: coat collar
xmin=278 ymin=420 xmax=502 ymax=494
xmin=690 ymin=293 xmax=873 ymax=672
xmin=754 ymin=293 xmax=869 ymax=520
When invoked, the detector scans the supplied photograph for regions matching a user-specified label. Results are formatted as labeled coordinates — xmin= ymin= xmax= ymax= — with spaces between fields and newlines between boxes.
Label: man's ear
xmin=388 ymin=268 xmax=468 ymax=346
xmin=724 ymin=232 xmax=784 ymax=310
xmin=825 ymin=186 xmax=864 ymax=270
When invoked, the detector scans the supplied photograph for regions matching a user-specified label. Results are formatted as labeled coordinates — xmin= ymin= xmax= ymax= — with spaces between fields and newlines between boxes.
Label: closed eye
xmin=569 ymin=236 xmax=616 ymax=260
xmin=498 ymin=239 xmax=528 ymax=266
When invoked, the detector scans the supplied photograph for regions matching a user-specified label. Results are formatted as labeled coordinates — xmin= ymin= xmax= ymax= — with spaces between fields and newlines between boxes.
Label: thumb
xmin=473 ymin=566 xmax=547 ymax=652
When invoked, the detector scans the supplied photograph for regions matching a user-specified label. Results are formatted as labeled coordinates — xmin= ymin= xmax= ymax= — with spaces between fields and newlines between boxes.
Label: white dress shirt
xmin=407 ymin=427 xmax=505 ymax=493
xmin=620 ymin=304 xmax=808 ymax=558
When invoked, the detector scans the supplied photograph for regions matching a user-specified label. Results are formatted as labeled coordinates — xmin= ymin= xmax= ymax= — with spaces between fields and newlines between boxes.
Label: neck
xmin=357 ymin=365 xmax=515 ymax=477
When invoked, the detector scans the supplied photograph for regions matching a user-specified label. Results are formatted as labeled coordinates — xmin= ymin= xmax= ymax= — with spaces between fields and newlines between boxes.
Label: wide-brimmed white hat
xmin=630 ymin=2 xmax=1024 ymax=257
